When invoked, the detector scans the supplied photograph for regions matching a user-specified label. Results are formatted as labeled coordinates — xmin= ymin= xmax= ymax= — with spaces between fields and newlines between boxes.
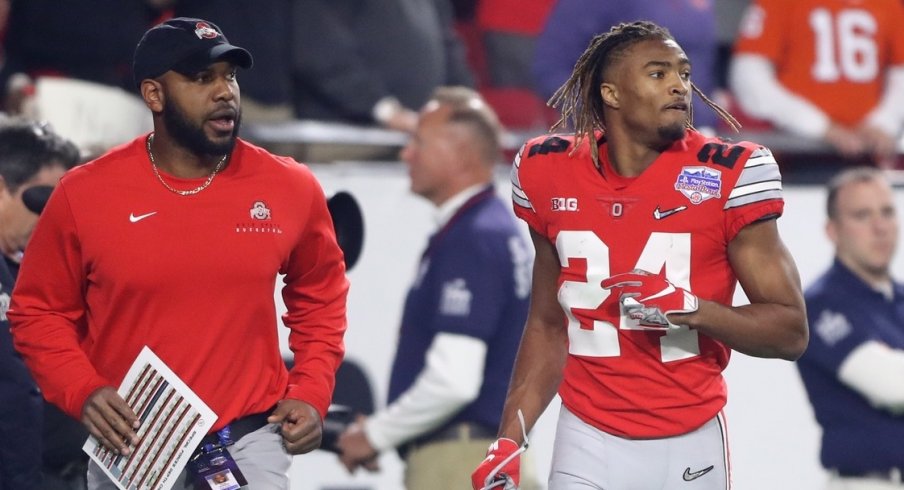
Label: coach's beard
xmin=163 ymin=99 xmax=240 ymax=157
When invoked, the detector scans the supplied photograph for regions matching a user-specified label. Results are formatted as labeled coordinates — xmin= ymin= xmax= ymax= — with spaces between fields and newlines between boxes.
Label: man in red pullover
xmin=9 ymin=17 xmax=349 ymax=489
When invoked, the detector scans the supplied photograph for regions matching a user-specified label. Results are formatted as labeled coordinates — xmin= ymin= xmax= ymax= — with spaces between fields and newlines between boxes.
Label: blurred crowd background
xmin=0 ymin=0 xmax=902 ymax=181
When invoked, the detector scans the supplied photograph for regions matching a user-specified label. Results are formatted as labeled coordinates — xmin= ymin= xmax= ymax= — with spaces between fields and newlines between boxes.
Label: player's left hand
xmin=602 ymin=269 xmax=698 ymax=330
xmin=268 ymin=399 xmax=322 ymax=454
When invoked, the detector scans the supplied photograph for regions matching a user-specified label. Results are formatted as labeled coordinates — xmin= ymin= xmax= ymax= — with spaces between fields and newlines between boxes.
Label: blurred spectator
xmin=797 ymin=167 xmax=904 ymax=489
xmin=0 ymin=118 xmax=79 ymax=490
xmin=475 ymin=0 xmax=555 ymax=90
xmin=0 ymin=1 xmax=165 ymax=99
xmin=41 ymin=402 xmax=89 ymax=490
xmin=730 ymin=0 xmax=904 ymax=165
xmin=290 ymin=0 xmax=475 ymax=132
xmin=465 ymin=0 xmax=556 ymax=130
xmin=172 ymin=0 xmax=294 ymax=123
xmin=450 ymin=0 xmax=478 ymax=22
xmin=532 ymin=0 xmax=720 ymax=131
xmin=0 ymin=0 xmax=10 ymax=64
xmin=0 ymin=1 xmax=166 ymax=157
xmin=714 ymin=0 xmax=751 ymax=89
xmin=334 ymin=87 xmax=537 ymax=489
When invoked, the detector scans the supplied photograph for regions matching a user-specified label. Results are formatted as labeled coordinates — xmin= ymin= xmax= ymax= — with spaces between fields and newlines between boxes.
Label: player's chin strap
xmin=481 ymin=409 xmax=530 ymax=490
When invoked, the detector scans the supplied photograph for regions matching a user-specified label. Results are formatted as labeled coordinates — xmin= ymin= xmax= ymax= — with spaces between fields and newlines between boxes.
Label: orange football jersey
xmin=734 ymin=0 xmax=904 ymax=125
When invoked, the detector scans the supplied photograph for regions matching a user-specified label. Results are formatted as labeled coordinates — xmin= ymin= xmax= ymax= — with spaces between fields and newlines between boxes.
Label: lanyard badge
xmin=187 ymin=427 xmax=248 ymax=489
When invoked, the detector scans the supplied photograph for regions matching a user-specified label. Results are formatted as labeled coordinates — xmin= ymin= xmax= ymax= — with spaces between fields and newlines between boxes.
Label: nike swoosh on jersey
xmin=653 ymin=205 xmax=687 ymax=220
xmin=129 ymin=211 xmax=157 ymax=223
xmin=683 ymin=465 xmax=714 ymax=481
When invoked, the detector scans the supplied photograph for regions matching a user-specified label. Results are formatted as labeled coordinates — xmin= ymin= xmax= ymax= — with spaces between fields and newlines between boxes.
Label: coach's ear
xmin=140 ymin=79 xmax=164 ymax=113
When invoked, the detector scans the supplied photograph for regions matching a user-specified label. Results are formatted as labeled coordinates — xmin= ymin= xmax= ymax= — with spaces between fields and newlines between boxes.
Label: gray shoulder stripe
xmin=744 ymin=157 xmax=778 ymax=169
xmin=725 ymin=189 xmax=783 ymax=210
xmin=513 ymin=193 xmax=533 ymax=209
xmin=510 ymin=155 xmax=532 ymax=210
xmin=736 ymin=163 xmax=782 ymax=187
xmin=729 ymin=179 xmax=782 ymax=199
xmin=748 ymin=147 xmax=774 ymax=160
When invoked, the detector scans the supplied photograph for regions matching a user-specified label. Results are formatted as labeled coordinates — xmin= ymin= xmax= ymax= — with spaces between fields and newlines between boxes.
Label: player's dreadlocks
xmin=548 ymin=20 xmax=740 ymax=167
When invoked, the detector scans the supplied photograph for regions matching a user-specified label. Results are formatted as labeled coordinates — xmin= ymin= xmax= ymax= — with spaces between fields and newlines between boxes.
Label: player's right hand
xmin=471 ymin=438 xmax=521 ymax=490
xmin=602 ymin=269 xmax=698 ymax=330
xmin=81 ymin=386 xmax=140 ymax=455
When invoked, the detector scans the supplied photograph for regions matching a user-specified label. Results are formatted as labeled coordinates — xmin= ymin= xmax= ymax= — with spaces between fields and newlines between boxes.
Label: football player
xmin=472 ymin=20 xmax=808 ymax=490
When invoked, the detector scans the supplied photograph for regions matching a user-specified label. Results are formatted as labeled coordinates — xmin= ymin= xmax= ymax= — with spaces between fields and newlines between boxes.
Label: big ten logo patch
xmin=552 ymin=197 xmax=579 ymax=211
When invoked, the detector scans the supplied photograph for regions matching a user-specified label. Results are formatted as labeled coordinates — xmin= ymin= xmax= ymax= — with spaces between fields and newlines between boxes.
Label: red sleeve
xmin=510 ymin=141 xmax=546 ymax=235
xmin=279 ymin=165 xmax=349 ymax=419
xmin=725 ymin=199 xmax=784 ymax=241
xmin=9 ymin=182 xmax=112 ymax=419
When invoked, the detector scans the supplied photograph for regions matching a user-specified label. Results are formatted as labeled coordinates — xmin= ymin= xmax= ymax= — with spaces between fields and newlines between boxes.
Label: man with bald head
xmin=336 ymin=86 xmax=537 ymax=489
xmin=797 ymin=167 xmax=904 ymax=489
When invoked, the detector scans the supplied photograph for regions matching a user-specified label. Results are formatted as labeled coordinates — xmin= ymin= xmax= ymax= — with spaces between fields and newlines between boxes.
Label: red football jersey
xmin=734 ymin=0 xmax=904 ymax=126
xmin=511 ymin=130 xmax=784 ymax=437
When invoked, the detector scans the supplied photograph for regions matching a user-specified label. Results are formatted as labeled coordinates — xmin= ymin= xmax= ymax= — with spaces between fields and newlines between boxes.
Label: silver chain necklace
xmin=146 ymin=134 xmax=227 ymax=196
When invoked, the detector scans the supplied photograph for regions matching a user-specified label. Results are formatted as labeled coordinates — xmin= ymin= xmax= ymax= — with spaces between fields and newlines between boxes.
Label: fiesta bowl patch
xmin=674 ymin=166 xmax=722 ymax=204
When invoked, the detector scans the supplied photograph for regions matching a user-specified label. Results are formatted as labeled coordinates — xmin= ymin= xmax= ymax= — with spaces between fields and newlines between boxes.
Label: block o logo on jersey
xmin=194 ymin=22 xmax=220 ymax=40
xmin=551 ymin=197 xmax=578 ymax=211
xmin=249 ymin=201 xmax=271 ymax=220
xmin=236 ymin=201 xmax=282 ymax=233
xmin=674 ymin=166 xmax=722 ymax=204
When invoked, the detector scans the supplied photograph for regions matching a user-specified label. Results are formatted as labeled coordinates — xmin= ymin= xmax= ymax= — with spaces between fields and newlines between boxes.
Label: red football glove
xmin=471 ymin=438 xmax=521 ymax=490
xmin=601 ymin=269 xmax=698 ymax=330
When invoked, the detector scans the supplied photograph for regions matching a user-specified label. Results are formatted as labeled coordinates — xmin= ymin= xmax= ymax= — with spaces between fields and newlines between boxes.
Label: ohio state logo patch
xmin=674 ymin=166 xmax=722 ymax=204
xmin=194 ymin=22 xmax=220 ymax=40
xmin=249 ymin=201 xmax=271 ymax=220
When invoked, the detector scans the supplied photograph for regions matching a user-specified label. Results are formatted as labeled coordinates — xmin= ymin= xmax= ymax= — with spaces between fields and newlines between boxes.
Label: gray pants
xmin=87 ymin=423 xmax=292 ymax=490
xmin=549 ymin=405 xmax=731 ymax=489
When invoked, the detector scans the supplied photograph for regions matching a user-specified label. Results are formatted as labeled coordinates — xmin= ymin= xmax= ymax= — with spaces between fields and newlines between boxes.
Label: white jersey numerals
xmin=556 ymin=230 xmax=700 ymax=363
xmin=810 ymin=8 xmax=878 ymax=83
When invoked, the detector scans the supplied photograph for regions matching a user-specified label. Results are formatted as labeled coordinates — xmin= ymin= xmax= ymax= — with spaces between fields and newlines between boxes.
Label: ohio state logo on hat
xmin=194 ymin=22 xmax=220 ymax=40
xmin=132 ymin=17 xmax=253 ymax=87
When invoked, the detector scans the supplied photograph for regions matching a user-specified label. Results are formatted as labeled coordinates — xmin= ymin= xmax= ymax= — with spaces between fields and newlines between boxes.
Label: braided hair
xmin=548 ymin=20 xmax=740 ymax=166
